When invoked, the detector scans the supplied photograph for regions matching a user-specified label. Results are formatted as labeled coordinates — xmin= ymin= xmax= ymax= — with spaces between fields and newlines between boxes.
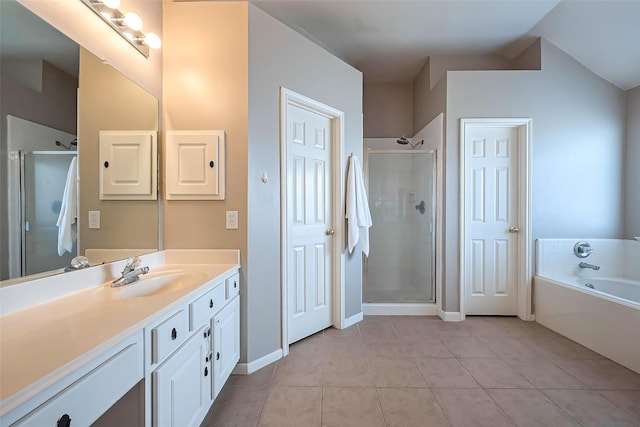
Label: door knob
xmin=508 ymin=226 xmax=519 ymax=233
xmin=325 ymin=229 xmax=335 ymax=236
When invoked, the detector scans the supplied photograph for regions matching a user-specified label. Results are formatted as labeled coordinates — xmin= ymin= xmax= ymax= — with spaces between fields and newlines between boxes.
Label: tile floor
xmin=201 ymin=316 xmax=640 ymax=427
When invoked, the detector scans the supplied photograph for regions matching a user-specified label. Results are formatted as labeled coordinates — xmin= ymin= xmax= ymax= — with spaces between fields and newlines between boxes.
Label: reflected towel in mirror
xmin=56 ymin=156 xmax=78 ymax=256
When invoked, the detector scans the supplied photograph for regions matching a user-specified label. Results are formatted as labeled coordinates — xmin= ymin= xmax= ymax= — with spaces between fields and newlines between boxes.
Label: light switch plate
xmin=88 ymin=211 xmax=101 ymax=229
xmin=226 ymin=211 xmax=238 ymax=230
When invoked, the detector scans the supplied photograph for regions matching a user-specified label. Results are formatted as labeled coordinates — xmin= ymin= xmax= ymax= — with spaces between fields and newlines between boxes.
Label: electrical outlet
xmin=88 ymin=211 xmax=101 ymax=229
xmin=226 ymin=211 xmax=238 ymax=230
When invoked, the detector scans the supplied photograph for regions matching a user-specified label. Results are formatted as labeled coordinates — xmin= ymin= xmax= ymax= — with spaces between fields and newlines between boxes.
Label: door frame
xmin=459 ymin=118 xmax=533 ymax=321
xmin=280 ymin=87 xmax=346 ymax=356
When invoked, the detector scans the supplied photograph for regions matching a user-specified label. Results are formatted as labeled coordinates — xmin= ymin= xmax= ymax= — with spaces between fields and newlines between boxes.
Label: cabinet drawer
xmin=15 ymin=334 xmax=143 ymax=426
xmin=153 ymin=309 xmax=189 ymax=364
xmin=190 ymin=283 xmax=225 ymax=331
xmin=225 ymin=273 xmax=239 ymax=300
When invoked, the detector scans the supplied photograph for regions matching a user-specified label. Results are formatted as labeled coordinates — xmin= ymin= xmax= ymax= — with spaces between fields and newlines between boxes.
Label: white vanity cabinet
xmin=10 ymin=331 xmax=143 ymax=427
xmin=212 ymin=295 xmax=240 ymax=398
xmin=153 ymin=326 xmax=210 ymax=427
xmin=146 ymin=271 xmax=240 ymax=427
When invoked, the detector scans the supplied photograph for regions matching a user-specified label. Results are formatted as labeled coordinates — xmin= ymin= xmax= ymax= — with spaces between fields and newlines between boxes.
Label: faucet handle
xmin=125 ymin=256 xmax=141 ymax=270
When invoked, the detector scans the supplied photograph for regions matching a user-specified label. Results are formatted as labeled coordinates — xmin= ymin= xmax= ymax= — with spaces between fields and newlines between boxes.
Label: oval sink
xmin=118 ymin=270 xmax=208 ymax=298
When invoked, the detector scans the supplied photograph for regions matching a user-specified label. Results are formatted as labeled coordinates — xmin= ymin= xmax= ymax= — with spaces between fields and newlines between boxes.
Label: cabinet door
xmin=165 ymin=130 xmax=225 ymax=200
xmin=153 ymin=327 xmax=210 ymax=427
xmin=213 ymin=296 xmax=240 ymax=398
xmin=99 ymin=130 xmax=157 ymax=200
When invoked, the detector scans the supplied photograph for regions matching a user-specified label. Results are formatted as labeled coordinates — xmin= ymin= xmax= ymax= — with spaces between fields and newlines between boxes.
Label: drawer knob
xmin=57 ymin=414 xmax=72 ymax=427
xmin=216 ymin=351 xmax=220 ymax=361
xmin=171 ymin=328 xmax=177 ymax=340
xmin=204 ymin=366 xmax=209 ymax=376
xmin=209 ymin=299 xmax=214 ymax=308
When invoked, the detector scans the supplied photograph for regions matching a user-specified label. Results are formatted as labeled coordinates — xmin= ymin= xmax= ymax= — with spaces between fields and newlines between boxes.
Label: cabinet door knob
xmin=103 ymin=161 xmax=109 ymax=168
xmin=209 ymin=161 xmax=215 ymax=168
xmin=234 ymin=281 xmax=237 ymax=289
xmin=171 ymin=328 xmax=177 ymax=340
xmin=216 ymin=352 xmax=220 ymax=360
xmin=57 ymin=414 xmax=72 ymax=427
xmin=209 ymin=299 xmax=214 ymax=308
xmin=204 ymin=366 xmax=209 ymax=377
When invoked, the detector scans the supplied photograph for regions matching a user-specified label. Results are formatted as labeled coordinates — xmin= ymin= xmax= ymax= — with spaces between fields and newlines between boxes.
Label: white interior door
xmin=463 ymin=124 xmax=520 ymax=315
xmin=286 ymin=103 xmax=333 ymax=344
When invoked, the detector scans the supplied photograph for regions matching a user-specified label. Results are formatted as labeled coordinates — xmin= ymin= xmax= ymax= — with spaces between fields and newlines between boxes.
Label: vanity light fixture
xmin=80 ymin=0 xmax=161 ymax=58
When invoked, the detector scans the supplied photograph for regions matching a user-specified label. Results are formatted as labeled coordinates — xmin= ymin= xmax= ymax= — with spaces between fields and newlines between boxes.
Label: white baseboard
xmin=363 ymin=303 xmax=439 ymax=316
xmin=232 ymin=348 xmax=282 ymax=375
xmin=438 ymin=309 xmax=463 ymax=321
xmin=341 ymin=311 xmax=363 ymax=328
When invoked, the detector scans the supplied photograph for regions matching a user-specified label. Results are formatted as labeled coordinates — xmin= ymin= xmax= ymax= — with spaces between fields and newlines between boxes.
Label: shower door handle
xmin=325 ymin=229 xmax=335 ymax=236
xmin=415 ymin=201 xmax=425 ymax=215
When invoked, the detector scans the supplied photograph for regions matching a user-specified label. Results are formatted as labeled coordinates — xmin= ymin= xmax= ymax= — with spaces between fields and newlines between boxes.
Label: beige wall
xmin=412 ymin=58 xmax=447 ymax=135
xmin=78 ymin=48 xmax=159 ymax=254
xmin=363 ymin=82 xmax=413 ymax=138
xmin=162 ymin=0 xmax=249 ymax=359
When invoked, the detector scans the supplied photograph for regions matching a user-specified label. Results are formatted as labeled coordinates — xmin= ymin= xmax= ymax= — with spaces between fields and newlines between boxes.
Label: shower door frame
xmin=363 ymin=149 xmax=440 ymax=314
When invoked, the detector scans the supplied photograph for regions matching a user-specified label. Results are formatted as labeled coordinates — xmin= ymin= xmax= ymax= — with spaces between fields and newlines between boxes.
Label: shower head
xmin=396 ymin=135 xmax=424 ymax=149
xmin=397 ymin=135 xmax=410 ymax=145
xmin=55 ymin=138 xmax=78 ymax=150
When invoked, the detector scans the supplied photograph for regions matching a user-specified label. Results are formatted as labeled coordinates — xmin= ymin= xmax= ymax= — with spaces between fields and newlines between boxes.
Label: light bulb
xmin=144 ymin=33 xmax=161 ymax=49
xmin=101 ymin=0 xmax=120 ymax=9
xmin=123 ymin=12 xmax=143 ymax=31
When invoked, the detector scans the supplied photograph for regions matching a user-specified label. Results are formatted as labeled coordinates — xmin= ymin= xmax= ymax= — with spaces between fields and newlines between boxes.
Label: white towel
xmin=56 ymin=156 xmax=78 ymax=256
xmin=346 ymin=155 xmax=373 ymax=256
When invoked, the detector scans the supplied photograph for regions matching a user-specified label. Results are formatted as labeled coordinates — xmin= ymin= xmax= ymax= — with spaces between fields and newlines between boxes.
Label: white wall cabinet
xmin=99 ymin=131 xmax=157 ymax=200
xmin=165 ymin=131 xmax=225 ymax=200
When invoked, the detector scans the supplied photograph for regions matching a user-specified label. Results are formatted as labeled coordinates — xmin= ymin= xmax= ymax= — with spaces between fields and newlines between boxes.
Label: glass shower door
xmin=21 ymin=152 xmax=76 ymax=275
xmin=364 ymin=151 xmax=435 ymax=303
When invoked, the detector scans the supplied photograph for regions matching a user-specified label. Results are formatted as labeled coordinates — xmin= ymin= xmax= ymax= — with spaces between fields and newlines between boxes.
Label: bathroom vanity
xmin=0 ymin=250 xmax=240 ymax=427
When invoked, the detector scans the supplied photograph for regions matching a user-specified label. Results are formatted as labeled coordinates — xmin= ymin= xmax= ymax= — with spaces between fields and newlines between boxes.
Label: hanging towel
xmin=56 ymin=156 xmax=78 ymax=256
xmin=346 ymin=155 xmax=373 ymax=256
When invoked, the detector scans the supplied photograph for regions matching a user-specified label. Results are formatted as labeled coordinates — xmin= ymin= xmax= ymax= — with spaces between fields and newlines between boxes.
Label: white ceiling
xmin=252 ymin=0 xmax=640 ymax=90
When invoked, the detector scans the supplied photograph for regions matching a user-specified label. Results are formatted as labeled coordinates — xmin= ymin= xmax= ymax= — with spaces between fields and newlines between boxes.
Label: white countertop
xmin=0 ymin=250 xmax=240 ymax=413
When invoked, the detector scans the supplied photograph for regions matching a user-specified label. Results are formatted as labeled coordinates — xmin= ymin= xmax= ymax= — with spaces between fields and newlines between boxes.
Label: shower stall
xmin=364 ymin=149 xmax=436 ymax=312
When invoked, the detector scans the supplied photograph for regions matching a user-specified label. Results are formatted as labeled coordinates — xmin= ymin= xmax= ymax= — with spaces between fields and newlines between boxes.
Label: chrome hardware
xmin=325 ymin=229 xmax=335 ymax=236
xmin=579 ymin=261 xmax=600 ymax=271
xmin=508 ymin=226 xmax=519 ymax=233
xmin=111 ymin=256 xmax=149 ymax=287
xmin=574 ymin=241 xmax=593 ymax=258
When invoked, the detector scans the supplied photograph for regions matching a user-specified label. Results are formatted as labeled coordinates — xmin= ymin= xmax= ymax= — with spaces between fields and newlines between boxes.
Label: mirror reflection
xmin=0 ymin=0 xmax=159 ymax=284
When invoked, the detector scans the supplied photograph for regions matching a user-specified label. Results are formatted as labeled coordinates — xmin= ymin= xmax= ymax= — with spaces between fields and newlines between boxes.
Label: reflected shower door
xmin=364 ymin=151 xmax=435 ymax=303
xmin=21 ymin=152 xmax=76 ymax=275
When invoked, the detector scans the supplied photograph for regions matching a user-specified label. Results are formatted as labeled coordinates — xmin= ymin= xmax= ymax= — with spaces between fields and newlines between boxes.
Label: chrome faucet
xmin=111 ymin=256 xmax=149 ymax=287
xmin=579 ymin=261 xmax=600 ymax=271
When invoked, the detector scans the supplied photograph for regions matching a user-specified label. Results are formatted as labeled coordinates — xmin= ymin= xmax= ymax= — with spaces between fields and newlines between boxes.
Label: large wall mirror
xmin=0 ymin=0 xmax=159 ymax=284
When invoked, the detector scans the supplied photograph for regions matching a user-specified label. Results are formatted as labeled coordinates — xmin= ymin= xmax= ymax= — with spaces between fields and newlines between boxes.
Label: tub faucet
xmin=112 ymin=256 xmax=149 ymax=287
xmin=579 ymin=261 xmax=600 ymax=271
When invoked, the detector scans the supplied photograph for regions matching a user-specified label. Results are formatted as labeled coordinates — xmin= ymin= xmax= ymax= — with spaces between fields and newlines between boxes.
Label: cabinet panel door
xmin=165 ymin=131 xmax=225 ymax=200
xmin=213 ymin=296 xmax=240 ymax=398
xmin=153 ymin=327 xmax=209 ymax=427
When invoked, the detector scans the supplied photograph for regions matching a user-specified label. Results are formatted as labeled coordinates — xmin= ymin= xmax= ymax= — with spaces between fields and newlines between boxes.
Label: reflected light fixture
xmin=81 ymin=0 xmax=161 ymax=58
